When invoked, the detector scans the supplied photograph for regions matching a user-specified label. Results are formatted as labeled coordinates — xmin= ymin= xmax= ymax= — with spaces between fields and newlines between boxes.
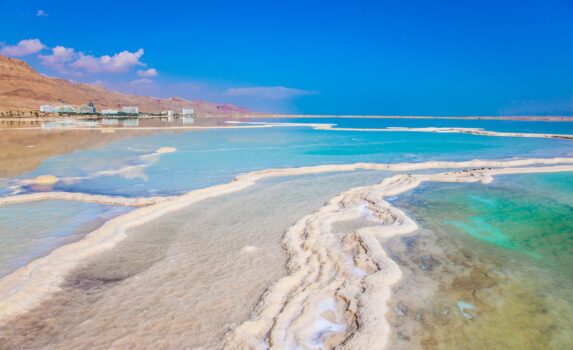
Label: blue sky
xmin=1 ymin=0 xmax=573 ymax=115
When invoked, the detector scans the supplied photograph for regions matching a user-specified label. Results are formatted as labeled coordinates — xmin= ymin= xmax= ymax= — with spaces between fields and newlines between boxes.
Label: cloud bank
xmin=1 ymin=37 xmax=317 ymax=112
xmin=39 ymin=46 xmax=76 ymax=71
xmin=37 ymin=44 xmax=146 ymax=76
xmin=137 ymin=68 xmax=158 ymax=77
xmin=71 ymin=49 xmax=145 ymax=73
xmin=0 ymin=39 xmax=46 ymax=57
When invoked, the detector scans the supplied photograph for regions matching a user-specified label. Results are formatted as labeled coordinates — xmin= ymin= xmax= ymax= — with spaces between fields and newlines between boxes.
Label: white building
xmin=181 ymin=108 xmax=194 ymax=116
xmin=55 ymin=105 xmax=76 ymax=114
xmin=122 ymin=106 xmax=139 ymax=115
xmin=78 ymin=105 xmax=96 ymax=114
xmin=40 ymin=105 xmax=55 ymax=113
xmin=101 ymin=109 xmax=119 ymax=115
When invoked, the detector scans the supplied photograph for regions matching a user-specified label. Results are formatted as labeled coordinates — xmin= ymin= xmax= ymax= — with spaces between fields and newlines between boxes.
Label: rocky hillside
xmin=0 ymin=55 xmax=248 ymax=115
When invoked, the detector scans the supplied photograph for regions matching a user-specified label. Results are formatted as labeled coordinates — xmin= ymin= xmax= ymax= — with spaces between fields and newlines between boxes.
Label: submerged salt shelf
xmin=0 ymin=200 xmax=131 ymax=277
xmin=3 ymin=124 xmax=573 ymax=197
xmin=0 ymin=170 xmax=388 ymax=349
xmin=387 ymin=172 xmax=573 ymax=349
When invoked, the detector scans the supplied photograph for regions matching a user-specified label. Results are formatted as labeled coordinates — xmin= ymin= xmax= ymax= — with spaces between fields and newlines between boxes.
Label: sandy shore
xmin=0 ymin=192 xmax=169 ymax=207
xmin=1 ymin=157 xmax=573 ymax=347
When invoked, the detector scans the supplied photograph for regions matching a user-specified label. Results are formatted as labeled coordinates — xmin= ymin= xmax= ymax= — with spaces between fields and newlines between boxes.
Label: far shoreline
xmin=1 ymin=113 xmax=573 ymax=123
xmin=242 ymin=114 xmax=573 ymax=122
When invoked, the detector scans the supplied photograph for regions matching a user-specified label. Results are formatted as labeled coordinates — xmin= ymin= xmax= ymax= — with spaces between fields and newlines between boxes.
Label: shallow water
xmin=0 ymin=170 xmax=388 ymax=349
xmin=1 ymin=118 xmax=573 ymax=349
xmin=262 ymin=117 xmax=573 ymax=134
xmin=388 ymin=172 xmax=573 ymax=349
xmin=3 ymin=123 xmax=572 ymax=197
xmin=0 ymin=201 xmax=130 ymax=277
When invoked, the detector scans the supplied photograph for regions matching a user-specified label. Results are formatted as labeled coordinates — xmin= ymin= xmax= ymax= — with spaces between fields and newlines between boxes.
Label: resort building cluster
xmin=39 ymin=101 xmax=195 ymax=117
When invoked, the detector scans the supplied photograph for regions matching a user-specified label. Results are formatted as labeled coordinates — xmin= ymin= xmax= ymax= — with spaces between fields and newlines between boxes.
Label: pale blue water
xmin=262 ymin=117 xmax=573 ymax=134
xmin=0 ymin=201 xmax=131 ymax=277
xmin=4 ymin=122 xmax=572 ymax=197
xmin=0 ymin=118 xmax=572 ymax=347
xmin=0 ymin=119 xmax=571 ymax=284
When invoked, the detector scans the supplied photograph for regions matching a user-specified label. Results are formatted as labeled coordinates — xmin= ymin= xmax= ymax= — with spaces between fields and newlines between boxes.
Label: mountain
xmin=0 ymin=55 xmax=248 ymax=115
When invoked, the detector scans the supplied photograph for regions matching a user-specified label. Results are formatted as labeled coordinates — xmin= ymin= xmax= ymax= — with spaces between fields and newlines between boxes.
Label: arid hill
xmin=0 ymin=55 xmax=248 ymax=115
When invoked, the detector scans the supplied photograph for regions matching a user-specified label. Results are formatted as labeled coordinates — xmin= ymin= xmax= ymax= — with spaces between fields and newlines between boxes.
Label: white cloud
xmin=0 ymin=39 xmax=46 ymax=57
xmin=71 ymin=48 xmax=145 ymax=73
xmin=39 ymin=46 xmax=76 ymax=71
xmin=36 ymin=9 xmax=48 ymax=17
xmin=137 ymin=68 xmax=158 ymax=77
xmin=224 ymin=86 xmax=317 ymax=99
xmin=36 ymin=45 xmax=148 ymax=76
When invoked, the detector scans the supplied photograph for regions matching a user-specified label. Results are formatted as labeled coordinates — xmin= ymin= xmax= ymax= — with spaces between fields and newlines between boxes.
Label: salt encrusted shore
xmin=313 ymin=125 xmax=573 ymax=140
xmin=231 ymin=121 xmax=573 ymax=140
xmin=221 ymin=163 xmax=573 ymax=349
xmin=0 ymin=192 xmax=170 ymax=207
xmin=0 ymin=158 xmax=573 ymax=347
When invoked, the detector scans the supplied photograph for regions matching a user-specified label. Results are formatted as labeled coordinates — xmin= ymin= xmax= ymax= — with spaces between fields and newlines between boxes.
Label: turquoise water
xmin=390 ymin=172 xmax=573 ymax=348
xmin=0 ymin=118 xmax=572 ymax=348
xmin=400 ymin=172 xmax=573 ymax=277
xmin=262 ymin=117 xmax=573 ymax=134
xmin=0 ymin=201 xmax=130 ymax=277
xmin=5 ymin=122 xmax=573 ymax=197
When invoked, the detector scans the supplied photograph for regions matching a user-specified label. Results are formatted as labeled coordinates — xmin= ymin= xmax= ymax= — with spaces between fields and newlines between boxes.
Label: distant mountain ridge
xmin=0 ymin=55 xmax=248 ymax=115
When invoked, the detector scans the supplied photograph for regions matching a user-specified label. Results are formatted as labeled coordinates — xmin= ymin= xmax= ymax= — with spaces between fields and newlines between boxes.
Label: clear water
xmin=0 ymin=200 xmax=131 ymax=277
xmin=390 ymin=172 xmax=573 ymax=349
xmin=405 ymin=172 xmax=573 ymax=277
xmin=1 ymin=118 xmax=572 ymax=348
xmin=0 ymin=171 xmax=390 ymax=349
xmin=4 ymin=122 xmax=572 ymax=197
xmin=262 ymin=117 xmax=573 ymax=134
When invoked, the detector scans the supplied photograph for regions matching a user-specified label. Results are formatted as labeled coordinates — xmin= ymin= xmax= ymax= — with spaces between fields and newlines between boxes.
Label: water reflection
xmin=121 ymin=118 xmax=139 ymax=127
xmin=0 ymin=120 xmax=42 ymax=128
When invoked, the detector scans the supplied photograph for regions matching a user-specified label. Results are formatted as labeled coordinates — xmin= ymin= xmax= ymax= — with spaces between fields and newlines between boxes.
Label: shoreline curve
xmin=1 ymin=158 xmax=573 ymax=329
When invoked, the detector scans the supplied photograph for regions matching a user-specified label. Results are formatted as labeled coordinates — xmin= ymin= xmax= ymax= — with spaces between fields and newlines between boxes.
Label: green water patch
xmin=388 ymin=172 xmax=573 ymax=349
xmin=406 ymin=173 xmax=573 ymax=278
